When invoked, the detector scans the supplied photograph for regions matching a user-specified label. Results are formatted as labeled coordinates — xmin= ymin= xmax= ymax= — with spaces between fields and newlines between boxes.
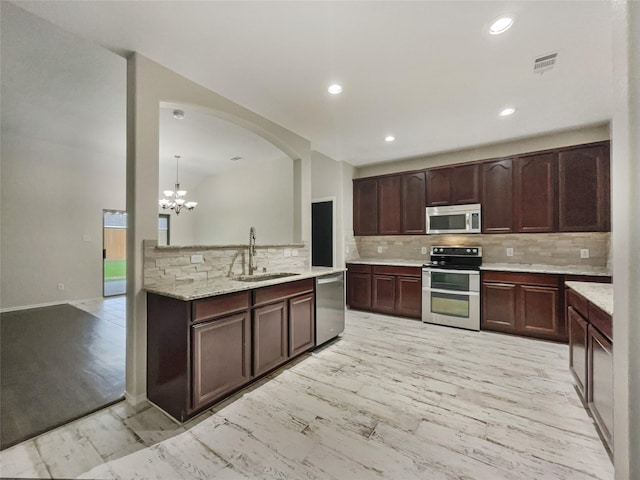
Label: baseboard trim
xmin=0 ymin=300 xmax=68 ymax=313
xmin=124 ymin=391 xmax=147 ymax=407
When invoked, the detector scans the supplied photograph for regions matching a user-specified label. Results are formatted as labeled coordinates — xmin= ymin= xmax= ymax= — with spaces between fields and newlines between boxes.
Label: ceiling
xmin=15 ymin=1 xmax=613 ymax=167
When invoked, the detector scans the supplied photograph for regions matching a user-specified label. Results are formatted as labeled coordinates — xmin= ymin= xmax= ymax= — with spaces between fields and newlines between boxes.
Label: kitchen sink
xmin=234 ymin=272 xmax=300 ymax=282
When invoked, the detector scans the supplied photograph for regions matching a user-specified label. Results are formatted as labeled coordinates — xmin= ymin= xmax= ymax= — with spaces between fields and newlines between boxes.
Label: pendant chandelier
xmin=159 ymin=155 xmax=198 ymax=215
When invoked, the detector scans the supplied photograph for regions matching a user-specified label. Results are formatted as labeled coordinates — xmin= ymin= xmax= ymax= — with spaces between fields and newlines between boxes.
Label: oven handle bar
xmin=422 ymin=268 xmax=480 ymax=275
xmin=422 ymin=287 xmax=480 ymax=296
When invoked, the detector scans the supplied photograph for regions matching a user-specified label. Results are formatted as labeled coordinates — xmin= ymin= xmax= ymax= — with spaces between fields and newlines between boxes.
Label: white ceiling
xmin=15 ymin=1 xmax=613 ymax=167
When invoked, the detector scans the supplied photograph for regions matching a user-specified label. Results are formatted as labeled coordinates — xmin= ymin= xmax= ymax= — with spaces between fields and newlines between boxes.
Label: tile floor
xmin=0 ymin=300 xmax=614 ymax=479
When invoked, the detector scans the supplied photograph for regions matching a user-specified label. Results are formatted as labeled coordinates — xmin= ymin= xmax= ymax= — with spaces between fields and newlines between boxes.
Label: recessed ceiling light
xmin=499 ymin=107 xmax=517 ymax=116
xmin=385 ymin=135 xmax=396 ymax=142
xmin=328 ymin=84 xmax=343 ymax=95
xmin=489 ymin=16 xmax=514 ymax=35
xmin=172 ymin=109 xmax=184 ymax=119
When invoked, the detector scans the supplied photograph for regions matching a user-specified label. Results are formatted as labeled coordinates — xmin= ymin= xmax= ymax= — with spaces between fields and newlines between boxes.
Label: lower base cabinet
xmin=481 ymin=271 xmax=564 ymax=341
xmin=588 ymin=325 xmax=613 ymax=450
xmin=346 ymin=263 xmax=422 ymax=319
xmin=147 ymin=278 xmax=315 ymax=422
xmin=568 ymin=307 xmax=588 ymax=398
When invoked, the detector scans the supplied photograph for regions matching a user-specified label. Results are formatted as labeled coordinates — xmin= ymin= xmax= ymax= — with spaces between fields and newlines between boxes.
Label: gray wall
xmin=0 ymin=3 xmax=126 ymax=310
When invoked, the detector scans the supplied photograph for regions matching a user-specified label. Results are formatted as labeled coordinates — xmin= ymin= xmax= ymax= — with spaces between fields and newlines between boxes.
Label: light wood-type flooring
xmin=0 ymin=307 xmax=613 ymax=479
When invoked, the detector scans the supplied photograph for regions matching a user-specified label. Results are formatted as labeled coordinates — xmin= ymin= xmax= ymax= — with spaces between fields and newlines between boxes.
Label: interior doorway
xmin=312 ymin=199 xmax=335 ymax=267
xmin=103 ymin=210 xmax=127 ymax=297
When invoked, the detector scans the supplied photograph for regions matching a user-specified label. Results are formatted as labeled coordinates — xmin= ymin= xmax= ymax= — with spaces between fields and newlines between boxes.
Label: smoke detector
xmin=172 ymin=109 xmax=185 ymax=119
xmin=533 ymin=52 xmax=558 ymax=74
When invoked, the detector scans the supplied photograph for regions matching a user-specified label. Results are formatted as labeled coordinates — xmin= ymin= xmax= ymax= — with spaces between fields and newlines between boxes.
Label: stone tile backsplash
xmin=143 ymin=240 xmax=310 ymax=287
xmin=354 ymin=232 xmax=610 ymax=269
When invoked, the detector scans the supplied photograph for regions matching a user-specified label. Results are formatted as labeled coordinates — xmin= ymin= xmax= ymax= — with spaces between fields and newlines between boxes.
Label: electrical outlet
xmin=506 ymin=248 xmax=514 ymax=257
xmin=580 ymin=248 xmax=590 ymax=259
xmin=284 ymin=249 xmax=292 ymax=257
xmin=57 ymin=283 xmax=64 ymax=291
xmin=190 ymin=254 xmax=204 ymax=263
xmin=377 ymin=246 xmax=383 ymax=253
xmin=292 ymin=249 xmax=298 ymax=257
xmin=421 ymin=247 xmax=427 ymax=254
xmin=82 ymin=234 xmax=91 ymax=242
xmin=346 ymin=246 xmax=349 ymax=253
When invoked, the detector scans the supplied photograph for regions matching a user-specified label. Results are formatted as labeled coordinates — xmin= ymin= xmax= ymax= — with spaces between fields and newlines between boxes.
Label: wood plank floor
xmin=0 ymin=308 xmax=613 ymax=479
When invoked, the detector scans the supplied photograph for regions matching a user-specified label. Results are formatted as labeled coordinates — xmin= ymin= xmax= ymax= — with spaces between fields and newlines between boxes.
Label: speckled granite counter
xmin=346 ymin=258 xmax=425 ymax=267
xmin=565 ymin=281 xmax=613 ymax=315
xmin=481 ymin=263 xmax=611 ymax=277
xmin=145 ymin=267 xmax=345 ymax=301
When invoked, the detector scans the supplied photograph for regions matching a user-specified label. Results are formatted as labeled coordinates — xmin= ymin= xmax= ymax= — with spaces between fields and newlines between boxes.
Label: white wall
xmin=192 ymin=157 xmax=293 ymax=245
xmin=0 ymin=3 xmax=126 ymax=310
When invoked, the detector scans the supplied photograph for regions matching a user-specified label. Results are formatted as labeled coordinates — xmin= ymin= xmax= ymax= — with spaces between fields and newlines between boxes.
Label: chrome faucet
xmin=248 ymin=226 xmax=257 ymax=275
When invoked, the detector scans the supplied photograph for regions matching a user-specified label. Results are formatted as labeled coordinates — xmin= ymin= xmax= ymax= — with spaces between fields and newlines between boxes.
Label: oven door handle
xmin=422 ymin=268 xmax=480 ymax=275
xmin=423 ymin=287 xmax=480 ymax=296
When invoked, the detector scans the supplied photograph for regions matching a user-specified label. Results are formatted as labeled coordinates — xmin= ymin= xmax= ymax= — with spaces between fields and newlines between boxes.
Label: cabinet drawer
xmin=192 ymin=291 xmax=250 ymax=323
xmin=482 ymin=271 xmax=560 ymax=287
xmin=588 ymin=302 xmax=612 ymax=342
xmin=372 ymin=265 xmax=421 ymax=277
xmin=347 ymin=264 xmax=372 ymax=274
xmin=253 ymin=279 xmax=314 ymax=307
xmin=566 ymin=288 xmax=589 ymax=318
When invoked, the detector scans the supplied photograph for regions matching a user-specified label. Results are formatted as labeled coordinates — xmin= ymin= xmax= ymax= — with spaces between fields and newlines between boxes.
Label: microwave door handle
xmin=466 ymin=213 xmax=470 ymax=229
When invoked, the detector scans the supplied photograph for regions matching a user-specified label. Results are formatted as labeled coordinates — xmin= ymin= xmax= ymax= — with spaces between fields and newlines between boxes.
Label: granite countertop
xmin=480 ymin=263 xmax=612 ymax=276
xmin=565 ymin=281 xmax=613 ymax=315
xmin=145 ymin=267 xmax=345 ymax=301
xmin=346 ymin=258 xmax=425 ymax=267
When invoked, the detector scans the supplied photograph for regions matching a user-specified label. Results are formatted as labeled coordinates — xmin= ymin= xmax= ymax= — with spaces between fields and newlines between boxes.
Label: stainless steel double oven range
xmin=422 ymin=246 xmax=482 ymax=331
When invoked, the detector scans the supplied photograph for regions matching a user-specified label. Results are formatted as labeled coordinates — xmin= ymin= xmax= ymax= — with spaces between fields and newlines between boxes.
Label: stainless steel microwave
xmin=426 ymin=203 xmax=481 ymax=234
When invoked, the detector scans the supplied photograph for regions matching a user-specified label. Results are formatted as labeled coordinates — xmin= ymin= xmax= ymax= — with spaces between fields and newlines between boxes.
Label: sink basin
xmin=234 ymin=272 xmax=300 ymax=282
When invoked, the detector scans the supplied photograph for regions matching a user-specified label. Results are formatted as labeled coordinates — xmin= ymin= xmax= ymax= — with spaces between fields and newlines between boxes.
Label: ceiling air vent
xmin=533 ymin=52 xmax=558 ymax=74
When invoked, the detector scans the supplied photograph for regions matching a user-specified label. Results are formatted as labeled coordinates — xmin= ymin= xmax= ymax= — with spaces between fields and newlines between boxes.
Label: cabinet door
xmin=481 ymin=281 xmax=517 ymax=332
xmin=558 ymin=143 xmax=610 ymax=232
xmin=346 ymin=272 xmax=371 ymax=310
xmin=451 ymin=164 xmax=480 ymax=205
xmin=192 ymin=312 xmax=251 ymax=410
xmin=401 ymin=172 xmax=426 ymax=234
xmin=568 ymin=306 xmax=588 ymax=400
xmin=588 ymin=325 xmax=613 ymax=451
xmin=426 ymin=168 xmax=451 ymax=206
xmin=378 ymin=176 xmax=402 ymax=235
xmin=289 ymin=293 xmax=315 ymax=357
xmin=253 ymin=302 xmax=288 ymax=376
xmin=482 ymin=158 xmax=514 ymax=233
xmin=353 ymin=178 xmax=378 ymax=235
xmin=515 ymin=153 xmax=556 ymax=233
xmin=518 ymin=284 xmax=561 ymax=340
xmin=395 ymin=276 xmax=422 ymax=319
xmin=372 ymin=274 xmax=396 ymax=313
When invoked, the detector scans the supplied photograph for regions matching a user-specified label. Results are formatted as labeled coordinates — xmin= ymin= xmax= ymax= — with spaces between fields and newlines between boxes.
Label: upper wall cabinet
xmin=401 ymin=172 xmax=426 ymax=234
xmin=378 ymin=175 xmax=402 ymax=235
xmin=353 ymin=178 xmax=378 ymax=236
xmin=558 ymin=143 xmax=610 ymax=232
xmin=515 ymin=152 xmax=557 ymax=233
xmin=426 ymin=164 xmax=480 ymax=206
xmin=482 ymin=158 xmax=514 ymax=233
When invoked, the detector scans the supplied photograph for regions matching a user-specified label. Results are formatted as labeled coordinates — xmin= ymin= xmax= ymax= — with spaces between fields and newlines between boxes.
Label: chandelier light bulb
xmin=159 ymin=155 xmax=197 ymax=215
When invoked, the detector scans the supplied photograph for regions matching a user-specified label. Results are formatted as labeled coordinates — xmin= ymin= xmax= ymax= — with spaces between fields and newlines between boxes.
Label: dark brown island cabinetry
xmin=346 ymin=263 xmax=421 ymax=319
xmin=566 ymin=287 xmax=613 ymax=454
xmin=558 ymin=143 xmax=610 ymax=232
xmin=426 ymin=164 xmax=480 ymax=207
xmin=515 ymin=152 xmax=556 ymax=233
xmin=354 ymin=172 xmax=426 ymax=236
xmin=481 ymin=158 xmax=515 ymax=233
xmin=147 ymin=278 xmax=315 ymax=421
xmin=481 ymin=271 xmax=564 ymax=342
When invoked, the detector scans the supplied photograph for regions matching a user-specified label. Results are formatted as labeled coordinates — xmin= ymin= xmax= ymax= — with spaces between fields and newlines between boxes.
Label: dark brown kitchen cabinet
xmin=192 ymin=312 xmax=251 ymax=410
xmin=568 ymin=306 xmax=588 ymax=399
xmin=482 ymin=158 xmax=514 ymax=233
xmin=253 ymin=302 xmax=288 ymax=376
xmin=426 ymin=164 xmax=479 ymax=206
xmin=346 ymin=263 xmax=421 ymax=319
xmin=481 ymin=271 xmax=564 ymax=341
xmin=346 ymin=264 xmax=372 ymax=310
xmin=558 ymin=143 xmax=610 ymax=232
xmin=588 ymin=324 xmax=613 ymax=452
xmin=353 ymin=178 xmax=378 ymax=235
xmin=401 ymin=171 xmax=426 ymax=234
xmin=288 ymin=293 xmax=315 ymax=357
xmin=378 ymin=175 xmax=402 ymax=235
xmin=515 ymin=152 xmax=556 ymax=233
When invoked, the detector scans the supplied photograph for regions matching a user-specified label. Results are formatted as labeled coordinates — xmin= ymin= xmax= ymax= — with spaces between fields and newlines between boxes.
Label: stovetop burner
xmin=423 ymin=245 xmax=483 ymax=270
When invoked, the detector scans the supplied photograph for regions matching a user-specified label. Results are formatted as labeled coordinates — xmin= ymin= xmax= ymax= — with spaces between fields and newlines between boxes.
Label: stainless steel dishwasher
xmin=315 ymin=272 xmax=345 ymax=345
